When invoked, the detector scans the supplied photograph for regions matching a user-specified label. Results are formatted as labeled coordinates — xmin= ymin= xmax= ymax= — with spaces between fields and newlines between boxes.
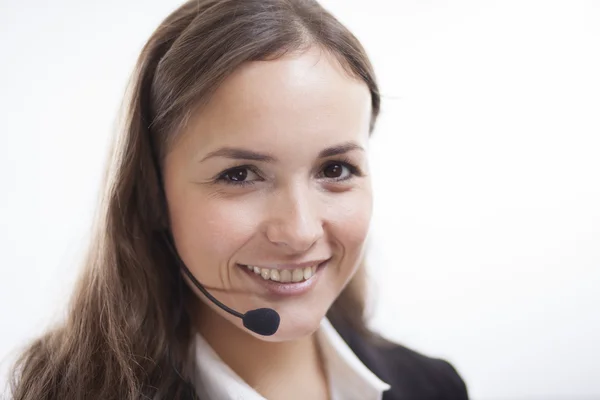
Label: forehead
xmin=181 ymin=47 xmax=372 ymax=153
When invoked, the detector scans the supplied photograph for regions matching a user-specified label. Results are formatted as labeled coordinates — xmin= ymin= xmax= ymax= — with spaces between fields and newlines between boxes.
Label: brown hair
xmin=10 ymin=0 xmax=380 ymax=398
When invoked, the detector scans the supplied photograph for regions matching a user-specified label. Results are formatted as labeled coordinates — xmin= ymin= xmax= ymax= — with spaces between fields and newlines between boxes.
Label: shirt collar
xmin=191 ymin=318 xmax=390 ymax=400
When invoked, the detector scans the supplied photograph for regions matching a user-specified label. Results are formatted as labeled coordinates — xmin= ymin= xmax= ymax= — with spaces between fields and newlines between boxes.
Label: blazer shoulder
xmin=375 ymin=336 xmax=469 ymax=400
xmin=331 ymin=320 xmax=468 ymax=400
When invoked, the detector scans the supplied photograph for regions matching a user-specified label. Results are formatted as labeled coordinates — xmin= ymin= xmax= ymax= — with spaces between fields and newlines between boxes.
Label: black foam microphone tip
xmin=242 ymin=308 xmax=281 ymax=336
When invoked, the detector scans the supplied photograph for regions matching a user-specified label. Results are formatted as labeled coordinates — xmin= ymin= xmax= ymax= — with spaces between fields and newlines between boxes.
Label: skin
xmin=163 ymin=46 xmax=373 ymax=400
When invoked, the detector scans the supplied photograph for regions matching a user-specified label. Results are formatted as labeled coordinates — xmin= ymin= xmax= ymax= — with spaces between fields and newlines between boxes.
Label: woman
xmin=10 ymin=0 xmax=468 ymax=399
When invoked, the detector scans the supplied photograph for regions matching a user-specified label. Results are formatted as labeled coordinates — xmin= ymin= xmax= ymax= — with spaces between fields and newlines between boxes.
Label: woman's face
xmin=163 ymin=47 xmax=373 ymax=341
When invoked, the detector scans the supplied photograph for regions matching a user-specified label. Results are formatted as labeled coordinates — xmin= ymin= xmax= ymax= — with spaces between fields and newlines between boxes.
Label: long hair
xmin=10 ymin=1 xmax=380 ymax=398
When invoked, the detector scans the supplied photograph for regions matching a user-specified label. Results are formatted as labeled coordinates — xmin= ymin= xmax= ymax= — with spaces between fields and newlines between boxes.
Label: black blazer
xmin=331 ymin=319 xmax=469 ymax=400
xmin=184 ymin=319 xmax=469 ymax=400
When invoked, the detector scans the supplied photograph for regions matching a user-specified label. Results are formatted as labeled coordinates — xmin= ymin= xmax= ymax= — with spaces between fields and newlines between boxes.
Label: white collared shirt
xmin=191 ymin=318 xmax=390 ymax=400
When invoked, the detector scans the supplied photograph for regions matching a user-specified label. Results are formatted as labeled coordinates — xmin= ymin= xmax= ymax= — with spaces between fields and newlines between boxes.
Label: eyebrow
xmin=199 ymin=141 xmax=364 ymax=163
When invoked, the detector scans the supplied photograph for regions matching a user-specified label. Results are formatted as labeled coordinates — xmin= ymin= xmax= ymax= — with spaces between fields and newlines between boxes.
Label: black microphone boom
xmin=169 ymin=235 xmax=281 ymax=336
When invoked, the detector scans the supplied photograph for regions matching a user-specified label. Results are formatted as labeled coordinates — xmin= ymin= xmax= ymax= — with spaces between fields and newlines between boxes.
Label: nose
xmin=264 ymin=185 xmax=324 ymax=253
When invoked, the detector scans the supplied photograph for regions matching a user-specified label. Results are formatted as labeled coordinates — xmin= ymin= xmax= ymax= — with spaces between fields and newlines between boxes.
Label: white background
xmin=1 ymin=1 xmax=599 ymax=399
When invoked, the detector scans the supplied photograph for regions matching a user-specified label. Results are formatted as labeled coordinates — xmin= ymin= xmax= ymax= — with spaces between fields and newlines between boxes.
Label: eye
xmin=320 ymin=159 xmax=363 ymax=182
xmin=323 ymin=163 xmax=347 ymax=179
xmin=216 ymin=166 xmax=261 ymax=186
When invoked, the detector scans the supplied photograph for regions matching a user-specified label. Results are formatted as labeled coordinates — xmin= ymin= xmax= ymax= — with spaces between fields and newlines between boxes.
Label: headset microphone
xmin=165 ymin=234 xmax=281 ymax=336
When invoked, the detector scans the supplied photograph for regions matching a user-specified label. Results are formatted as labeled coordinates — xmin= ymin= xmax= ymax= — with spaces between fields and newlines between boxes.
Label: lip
xmin=238 ymin=259 xmax=329 ymax=297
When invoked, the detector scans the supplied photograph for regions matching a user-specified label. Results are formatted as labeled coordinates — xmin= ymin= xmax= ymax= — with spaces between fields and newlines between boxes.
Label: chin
xmin=258 ymin=307 xmax=329 ymax=342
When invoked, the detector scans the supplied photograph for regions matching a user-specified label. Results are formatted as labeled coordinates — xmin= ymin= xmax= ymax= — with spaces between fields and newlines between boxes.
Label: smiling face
xmin=162 ymin=46 xmax=373 ymax=341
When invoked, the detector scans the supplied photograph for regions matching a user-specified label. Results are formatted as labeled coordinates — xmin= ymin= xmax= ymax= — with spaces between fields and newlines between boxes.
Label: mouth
xmin=236 ymin=259 xmax=330 ymax=296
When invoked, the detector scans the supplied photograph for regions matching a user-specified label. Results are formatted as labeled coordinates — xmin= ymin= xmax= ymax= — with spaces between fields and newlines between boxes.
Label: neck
xmin=194 ymin=302 xmax=330 ymax=400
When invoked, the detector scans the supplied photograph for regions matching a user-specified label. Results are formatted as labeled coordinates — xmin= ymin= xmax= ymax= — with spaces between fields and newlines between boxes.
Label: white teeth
xmin=260 ymin=269 xmax=270 ymax=280
xmin=244 ymin=264 xmax=320 ymax=283
xmin=303 ymin=267 xmax=312 ymax=280
xmin=280 ymin=269 xmax=292 ymax=283
xmin=292 ymin=268 xmax=304 ymax=282
xmin=270 ymin=269 xmax=280 ymax=282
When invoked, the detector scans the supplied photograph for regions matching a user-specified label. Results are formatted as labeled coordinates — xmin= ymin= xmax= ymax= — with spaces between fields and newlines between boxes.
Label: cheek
xmin=168 ymin=192 xmax=259 ymax=276
xmin=326 ymin=189 xmax=373 ymax=251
